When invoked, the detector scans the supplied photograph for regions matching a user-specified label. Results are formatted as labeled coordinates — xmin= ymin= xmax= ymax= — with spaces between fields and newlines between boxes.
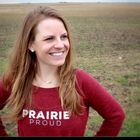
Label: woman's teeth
xmin=49 ymin=52 xmax=63 ymax=56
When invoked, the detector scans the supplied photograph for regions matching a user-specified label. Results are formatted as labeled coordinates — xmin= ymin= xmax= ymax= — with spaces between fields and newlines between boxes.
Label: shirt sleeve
xmin=76 ymin=69 xmax=125 ymax=136
xmin=0 ymin=80 xmax=10 ymax=136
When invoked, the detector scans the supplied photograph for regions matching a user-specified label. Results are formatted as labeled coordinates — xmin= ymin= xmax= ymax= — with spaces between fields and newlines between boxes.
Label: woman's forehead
xmin=35 ymin=18 xmax=67 ymax=35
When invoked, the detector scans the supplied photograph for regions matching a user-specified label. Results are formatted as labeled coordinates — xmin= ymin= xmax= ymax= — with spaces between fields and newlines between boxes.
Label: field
xmin=0 ymin=3 xmax=140 ymax=136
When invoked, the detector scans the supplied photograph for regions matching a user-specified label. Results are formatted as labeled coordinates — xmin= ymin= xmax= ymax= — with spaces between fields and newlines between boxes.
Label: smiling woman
xmin=0 ymin=6 xmax=125 ymax=137
xmin=29 ymin=18 xmax=70 ymax=70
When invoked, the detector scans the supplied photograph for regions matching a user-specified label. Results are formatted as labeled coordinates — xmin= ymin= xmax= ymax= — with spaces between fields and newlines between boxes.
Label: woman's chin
xmin=49 ymin=60 xmax=66 ymax=67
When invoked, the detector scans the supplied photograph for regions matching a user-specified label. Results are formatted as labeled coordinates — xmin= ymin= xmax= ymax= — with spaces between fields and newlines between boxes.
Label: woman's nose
xmin=54 ymin=38 xmax=64 ymax=49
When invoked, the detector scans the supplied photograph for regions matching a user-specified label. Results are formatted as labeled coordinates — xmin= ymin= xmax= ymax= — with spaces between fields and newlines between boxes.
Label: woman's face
xmin=30 ymin=18 xmax=70 ymax=68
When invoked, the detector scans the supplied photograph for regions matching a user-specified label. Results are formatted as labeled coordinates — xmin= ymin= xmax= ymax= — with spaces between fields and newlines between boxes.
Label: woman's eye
xmin=61 ymin=35 xmax=68 ymax=40
xmin=44 ymin=37 xmax=54 ymax=41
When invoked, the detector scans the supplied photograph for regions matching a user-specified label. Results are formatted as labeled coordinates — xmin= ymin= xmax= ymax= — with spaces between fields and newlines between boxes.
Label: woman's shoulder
xmin=75 ymin=68 xmax=95 ymax=80
xmin=0 ymin=79 xmax=11 ymax=109
xmin=74 ymin=68 xmax=102 ymax=101
xmin=75 ymin=68 xmax=99 ymax=87
xmin=0 ymin=79 xmax=4 ymax=91
xmin=75 ymin=68 xmax=87 ymax=75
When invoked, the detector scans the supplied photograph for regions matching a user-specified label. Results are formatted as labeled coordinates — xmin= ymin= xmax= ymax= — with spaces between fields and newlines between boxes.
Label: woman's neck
xmin=33 ymin=65 xmax=60 ymax=88
xmin=38 ymin=66 xmax=58 ymax=79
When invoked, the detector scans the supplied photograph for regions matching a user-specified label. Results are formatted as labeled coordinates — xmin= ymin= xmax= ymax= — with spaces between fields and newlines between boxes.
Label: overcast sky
xmin=0 ymin=0 xmax=140 ymax=4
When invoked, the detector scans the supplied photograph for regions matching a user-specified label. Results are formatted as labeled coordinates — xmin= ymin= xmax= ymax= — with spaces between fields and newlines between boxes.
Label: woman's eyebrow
xmin=43 ymin=35 xmax=54 ymax=38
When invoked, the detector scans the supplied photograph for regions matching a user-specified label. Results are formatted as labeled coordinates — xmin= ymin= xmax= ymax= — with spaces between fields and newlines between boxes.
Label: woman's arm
xmin=76 ymin=69 xmax=125 ymax=136
xmin=92 ymin=82 xmax=125 ymax=136
xmin=0 ymin=80 xmax=10 ymax=136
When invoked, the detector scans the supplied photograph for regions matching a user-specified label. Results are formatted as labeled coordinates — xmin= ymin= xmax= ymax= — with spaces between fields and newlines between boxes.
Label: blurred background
xmin=0 ymin=0 xmax=140 ymax=136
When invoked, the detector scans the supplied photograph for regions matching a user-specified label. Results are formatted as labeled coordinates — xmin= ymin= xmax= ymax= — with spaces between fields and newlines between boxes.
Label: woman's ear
xmin=28 ymin=42 xmax=35 ymax=52
xmin=29 ymin=48 xmax=35 ymax=52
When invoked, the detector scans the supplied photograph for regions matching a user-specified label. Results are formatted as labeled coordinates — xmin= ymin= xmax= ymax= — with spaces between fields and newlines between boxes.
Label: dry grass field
xmin=0 ymin=3 xmax=140 ymax=136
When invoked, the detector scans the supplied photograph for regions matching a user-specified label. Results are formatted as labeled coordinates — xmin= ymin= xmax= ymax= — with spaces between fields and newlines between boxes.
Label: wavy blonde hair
xmin=3 ymin=6 xmax=84 ymax=121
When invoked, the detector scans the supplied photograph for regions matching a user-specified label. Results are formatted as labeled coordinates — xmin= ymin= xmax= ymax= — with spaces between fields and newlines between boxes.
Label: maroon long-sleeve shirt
xmin=0 ymin=69 xmax=125 ymax=136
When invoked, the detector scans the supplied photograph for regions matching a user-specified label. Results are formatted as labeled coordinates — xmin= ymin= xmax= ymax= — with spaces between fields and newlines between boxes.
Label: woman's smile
xmin=49 ymin=51 xmax=64 ymax=56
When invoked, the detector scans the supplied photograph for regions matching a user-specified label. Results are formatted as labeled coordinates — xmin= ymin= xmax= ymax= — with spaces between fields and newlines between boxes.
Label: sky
xmin=0 ymin=0 xmax=140 ymax=4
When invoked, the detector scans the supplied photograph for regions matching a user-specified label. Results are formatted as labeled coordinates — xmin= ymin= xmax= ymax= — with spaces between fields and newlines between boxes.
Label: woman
xmin=0 ymin=6 xmax=125 ymax=136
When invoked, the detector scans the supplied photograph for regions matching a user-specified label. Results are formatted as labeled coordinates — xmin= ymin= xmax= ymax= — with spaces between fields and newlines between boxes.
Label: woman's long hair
xmin=3 ymin=6 xmax=84 ymax=121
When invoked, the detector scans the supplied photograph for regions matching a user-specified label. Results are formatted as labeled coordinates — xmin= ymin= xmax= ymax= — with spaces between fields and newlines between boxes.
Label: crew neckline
xmin=32 ymin=84 xmax=59 ymax=90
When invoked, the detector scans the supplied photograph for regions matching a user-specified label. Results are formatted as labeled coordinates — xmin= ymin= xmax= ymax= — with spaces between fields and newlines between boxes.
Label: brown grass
xmin=0 ymin=3 xmax=140 ymax=136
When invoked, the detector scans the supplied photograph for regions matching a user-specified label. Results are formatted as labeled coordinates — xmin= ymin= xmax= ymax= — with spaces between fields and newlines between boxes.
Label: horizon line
xmin=0 ymin=1 xmax=140 ymax=4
